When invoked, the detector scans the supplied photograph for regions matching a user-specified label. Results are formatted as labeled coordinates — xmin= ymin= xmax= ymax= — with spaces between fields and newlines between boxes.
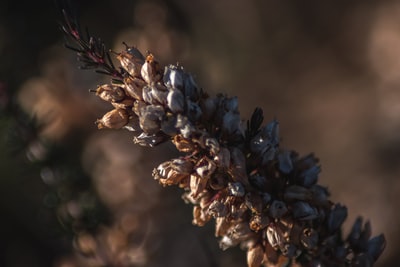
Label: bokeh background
xmin=0 ymin=0 xmax=399 ymax=266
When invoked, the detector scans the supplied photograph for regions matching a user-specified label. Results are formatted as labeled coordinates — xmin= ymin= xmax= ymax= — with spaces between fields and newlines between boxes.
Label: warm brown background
xmin=0 ymin=0 xmax=398 ymax=266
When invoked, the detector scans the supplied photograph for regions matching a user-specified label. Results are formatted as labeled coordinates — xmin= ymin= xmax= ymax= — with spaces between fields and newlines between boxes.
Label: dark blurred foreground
xmin=1 ymin=0 xmax=399 ymax=266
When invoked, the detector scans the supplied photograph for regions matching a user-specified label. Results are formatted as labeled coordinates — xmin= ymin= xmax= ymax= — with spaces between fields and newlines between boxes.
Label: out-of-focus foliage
xmin=0 ymin=0 xmax=399 ymax=266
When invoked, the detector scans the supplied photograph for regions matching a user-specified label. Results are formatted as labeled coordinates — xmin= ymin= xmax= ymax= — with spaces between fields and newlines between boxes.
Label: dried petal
xmin=123 ymin=77 xmax=145 ymax=100
xmin=215 ymin=217 xmax=231 ymax=237
xmin=111 ymin=98 xmax=134 ymax=109
xmin=117 ymin=45 xmax=144 ymax=77
xmin=247 ymin=245 xmax=264 ymax=267
xmin=228 ymin=182 xmax=245 ymax=197
xmin=133 ymin=132 xmax=167 ymax=147
xmin=219 ymin=235 xmax=238 ymax=251
xmin=196 ymin=156 xmax=216 ymax=179
xmin=192 ymin=205 xmax=210 ymax=226
xmin=153 ymin=159 xmax=193 ymax=186
xmin=249 ymin=214 xmax=269 ymax=232
xmin=208 ymin=200 xmax=228 ymax=218
xmin=95 ymin=84 xmax=125 ymax=102
xmin=172 ymin=134 xmax=195 ymax=153
xmin=266 ymin=224 xmax=285 ymax=250
xmin=96 ymin=109 xmax=129 ymax=129
xmin=245 ymin=192 xmax=263 ymax=214
xmin=133 ymin=100 xmax=146 ymax=116
xmin=141 ymin=53 xmax=162 ymax=84
xmin=190 ymin=173 xmax=208 ymax=198
xmin=205 ymin=137 xmax=220 ymax=156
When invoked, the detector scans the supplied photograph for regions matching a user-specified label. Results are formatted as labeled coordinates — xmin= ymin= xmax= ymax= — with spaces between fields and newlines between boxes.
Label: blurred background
xmin=0 ymin=0 xmax=399 ymax=266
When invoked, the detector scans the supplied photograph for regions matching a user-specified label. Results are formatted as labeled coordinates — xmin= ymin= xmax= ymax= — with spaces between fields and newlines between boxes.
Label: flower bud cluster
xmin=91 ymin=44 xmax=385 ymax=267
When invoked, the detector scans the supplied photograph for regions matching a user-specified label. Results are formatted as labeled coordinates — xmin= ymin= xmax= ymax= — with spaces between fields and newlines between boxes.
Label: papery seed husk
xmin=96 ymin=109 xmax=129 ymax=129
xmin=133 ymin=100 xmax=146 ymax=116
xmin=192 ymin=205 xmax=208 ymax=226
xmin=219 ymin=235 xmax=238 ymax=251
xmin=249 ymin=214 xmax=270 ymax=232
xmin=228 ymin=182 xmax=245 ymax=197
xmin=153 ymin=159 xmax=193 ymax=186
xmin=190 ymin=173 xmax=208 ymax=199
xmin=264 ymin=241 xmax=279 ymax=264
xmin=215 ymin=217 xmax=231 ymax=237
xmin=245 ymin=192 xmax=263 ymax=214
xmin=266 ymin=225 xmax=284 ymax=250
xmin=95 ymin=84 xmax=125 ymax=102
xmin=141 ymin=53 xmax=161 ymax=84
xmin=117 ymin=51 xmax=143 ymax=77
xmin=133 ymin=132 xmax=167 ymax=147
xmin=208 ymin=200 xmax=228 ymax=218
xmin=123 ymin=77 xmax=145 ymax=100
xmin=247 ymin=245 xmax=264 ymax=267
xmin=111 ymin=98 xmax=135 ymax=109
xmin=205 ymin=137 xmax=220 ymax=156
xmin=209 ymin=172 xmax=227 ymax=190
xmin=172 ymin=134 xmax=195 ymax=153
xmin=196 ymin=156 xmax=216 ymax=179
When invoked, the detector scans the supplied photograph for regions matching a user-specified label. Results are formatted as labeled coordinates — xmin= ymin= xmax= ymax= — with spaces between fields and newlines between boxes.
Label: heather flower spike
xmin=62 ymin=10 xmax=386 ymax=267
